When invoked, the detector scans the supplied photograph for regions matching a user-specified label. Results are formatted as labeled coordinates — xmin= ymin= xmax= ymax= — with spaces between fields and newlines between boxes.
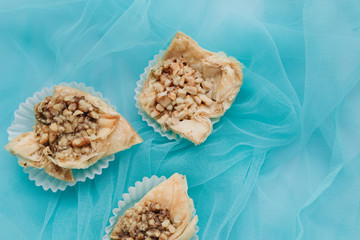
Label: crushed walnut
xmin=145 ymin=58 xmax=216 ymax=130
xmin=113 ymin=201 xmax=177 ymax=240
xmin=33 ymin=95 xmax=100 ymax=162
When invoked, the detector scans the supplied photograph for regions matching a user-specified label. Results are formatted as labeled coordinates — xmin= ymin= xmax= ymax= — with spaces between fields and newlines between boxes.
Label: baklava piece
xmin=5 ymin=86 xmax=142 ymax=182
xmin=110 ymin=173 xmax=198 ymax=240
xmin=139 ymin=32 xmax=243 ymax=144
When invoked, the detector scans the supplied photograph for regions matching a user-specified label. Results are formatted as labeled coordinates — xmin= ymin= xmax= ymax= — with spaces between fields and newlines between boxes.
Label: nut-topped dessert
xmin=5 ymin=86 xmax=142 ymax=182
xmin=110 ymin=173 xmax=198 ymax=240
xmin=139 ymin=32 xmax=243 ymax=144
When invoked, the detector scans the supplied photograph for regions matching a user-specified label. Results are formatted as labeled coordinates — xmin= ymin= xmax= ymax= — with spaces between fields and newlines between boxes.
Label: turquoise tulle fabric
xmin=0 ymin=0 xmax=359 ymax=239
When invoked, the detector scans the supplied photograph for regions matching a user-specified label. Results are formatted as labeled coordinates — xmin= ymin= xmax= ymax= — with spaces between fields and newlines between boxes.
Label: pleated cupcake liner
xmin=7 ymin=82 xmax=116 ymax=192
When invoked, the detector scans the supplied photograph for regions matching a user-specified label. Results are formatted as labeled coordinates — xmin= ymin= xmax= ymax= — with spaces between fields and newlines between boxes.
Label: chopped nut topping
xmin=156 ymin=104 xmax=165 ymax=112
xmin=156 ymin=94 xmax=172 ymax=108
xmin=174 ymin=104 xmax=185 ymax=112
xmin=154 ymin=82 xmax=164 ymax=92
xmin=73 ymin=110 xmax=83 ymax=116
xmin=175 ymin=97 xmax=185 ymax=105
xmin=49 ymin=123 xmax=58 ymax=132
xmin=184 ymin=85 xmax=197 ymax=95
xmin=39 ymin=133 xmax=48 ymax=145
xmin=68 ymin=103 xmax=77 ymax=112
xmin=164 ymin=79 xmax=171 ymax=87
xmin=157 ymin=114 xmax=169 ymax=125
xmin=201 ymin=80 xmax=212 ymax=90
xmin=198 ymin=94 xmax=213 ymax=106
xmin=177 ymin=89 xmax=186 ymax=99
xmin=33 ymin=94 xmax=101 ymax=162
xmin=170 ymin=62 xmax=180 ymax=74
xmin=150 ymin=110 xmax=161 ymax=118
xmin=142 ymin=57 xmax=217 ymax=130
xmin=112 ymin=202 xmax=177 ymax=240
xmin=168 ymin=92 xmax=176 ymax=101
xmin=71 ymin=137 xmax=90 ymax=147
xmin=194 ymin=96 xmax=201 ymax=105
xmin=166 ymin=105 xmax=173 ymax=111
xmin=185 ymin=95 xmax=194 ymax=106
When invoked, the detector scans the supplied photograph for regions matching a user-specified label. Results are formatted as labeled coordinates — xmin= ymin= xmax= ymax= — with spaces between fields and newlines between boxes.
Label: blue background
xmin=1 ymin=0 xmax=360 ymax=239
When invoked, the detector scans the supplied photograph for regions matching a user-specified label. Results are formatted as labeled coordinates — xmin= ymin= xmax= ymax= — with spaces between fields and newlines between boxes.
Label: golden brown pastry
xmin=139 ymin=32 xmax=243 ymax=144
xmin=110 ymin=173 xmax=198 ymax=240
xmin=5 ymin=86 xmax=142 ymax=182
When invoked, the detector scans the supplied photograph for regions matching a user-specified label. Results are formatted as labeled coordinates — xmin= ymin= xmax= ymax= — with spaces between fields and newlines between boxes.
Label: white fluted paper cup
xmin=134 ymin=50 xmax=220 ymax=141
xmin=7 ymin=82 xmax=116 ymax=192
xmin=103 ymin=175 xmax=199 ymax=240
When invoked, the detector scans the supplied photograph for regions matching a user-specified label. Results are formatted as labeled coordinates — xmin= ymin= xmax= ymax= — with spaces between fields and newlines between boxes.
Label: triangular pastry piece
xmin=5 ymin=86 xmax=142 ymax=182
xmin=110 ymin=173 xmax=198 ymax=240
xmin=139 ymin=32 xmax=243 ymax=144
